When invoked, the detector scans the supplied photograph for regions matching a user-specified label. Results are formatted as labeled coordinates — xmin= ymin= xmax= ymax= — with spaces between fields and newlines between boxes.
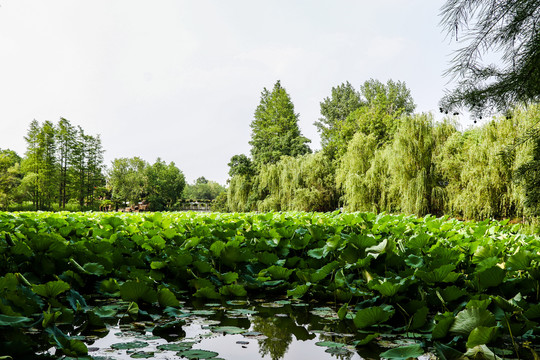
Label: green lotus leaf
xmin=120 ymin=280 xmax=158 ymax=303
xmin=434 ymin=342 xmax=464 ymax=360
xmin=158 ymin=287 xmax=180 ymax=308
xmin=410 ymin=306 xmax=429 ymax=329
xmin=172 ymin=252 xmax=193 ymax=267
xmin=163 ymin=228 xmax=177 ymax=239
xmin=221 ymin=271 xmax=239 ymax=284
xmin=176 ymin=349 xmax=219 ymax=359
xmin=210 ymin=241 xmax=226 ymax=257
xmin=353 ymin=306 xmax=394 ymax=329
xmin=405 ymin=254 xmax=424 ymax=268
xmin=219 ymin=284 xmax=247 ymax=297
xmin=337 ymin=303 xmax=348 ymax=320
xmin=450 ymin=307 xmax=496 ymax=336
xmin=157 ymin=343 xmax=194 ymax=351
xmin=416 ymin=264 xmax=457 ymax=284
xmin=353 ymin=333 xmax=379 ymax=346
xmin=506 ymin=250 xmax=531 ymax=271
xmin=130 ymin=351 xmax=154 ymax=358
xmin=492 ymin=296 xmax=522 ymax=312
xmin=311 ymin=261 xmax=339 ymax=283
xmin=152 ymin=319 xmax=186 ymax=337
xmin=463 ymin=345 xmax=501 ymax=360
xmin=0 ymin=314 xmax=32 ymax=327
xmin=406 ymin=233 xmax=431 ymax=249
xmin=33 ymin=280 xmax=70 ymax=298
xmin=111 ymin=341 xmax=149 ymax=350
xmin=194 ymin=287 xmax=221 ymax=300
xmin=366 ymin=239 xmax=387 ymax=258
xmin=100 ymin=278 xmax=120 ymax=294
xmin=439 ymin=285 xmax=468 ymax=302
xmin=315 ymin=341 xmax=346 ymax=348
xmin=379 ymin=344 xmax=424 ymax=359
xmin=371 ymin=280 xmax=401 ymax=297
xmin=287 ymin=284 xmax=309 ymax=298
xmin=83 ymin=262 xmax=106 ymax=276
xmin=92 ymin=306 xmax=118 ymax=318
xmin=211 ymin=326 xmax=246 ymax=334
xmin=257 ymin=251 xmax=279 ymax=265
xmin=348 ymin=234 xmax=378 ymax=249
xmin=432 ymin=312 xmax=455 ymax=339
xmin=476 ymin=267 xmax=505 ymax=289
xmin=150 ymin=261 xmax=167 ymax=270
xmin=524 ymin=303 xmax=540 ymax=319
xmin=262 ymin=265 xmax=293 ymax=280
xmin=307 ymin=247 xmax=327 ymax=259
xmin=466 ymin=326 xmax=498 ymax=348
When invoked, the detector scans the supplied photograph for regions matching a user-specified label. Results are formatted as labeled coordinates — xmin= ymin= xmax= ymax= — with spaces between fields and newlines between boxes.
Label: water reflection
xmin=60 ymin=300 xmax=402 ymax=360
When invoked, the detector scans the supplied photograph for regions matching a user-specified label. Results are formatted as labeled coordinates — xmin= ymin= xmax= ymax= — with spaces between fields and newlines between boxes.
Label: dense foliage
xmin=1 ymin=211 xmax=539 ymax=358
xmin=249 ymin=80 xmax=311 ymax=167
xmin=440 ymin=0 xmax=540 ymax=116
xmin=5 ymin=119 xmax=106 ymax=211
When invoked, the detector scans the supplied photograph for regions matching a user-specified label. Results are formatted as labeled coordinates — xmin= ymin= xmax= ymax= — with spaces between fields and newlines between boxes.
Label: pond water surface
xmin=74 ymin=299 xmax=432 ymax=360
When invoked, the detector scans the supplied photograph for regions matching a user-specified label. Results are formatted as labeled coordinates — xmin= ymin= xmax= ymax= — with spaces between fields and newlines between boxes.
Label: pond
xmin=42 ymin=299 xmax=433 ymax=360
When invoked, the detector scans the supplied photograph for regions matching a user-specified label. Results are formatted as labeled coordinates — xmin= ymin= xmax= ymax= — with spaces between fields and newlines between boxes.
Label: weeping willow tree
xmin=257 ymin=152 xmax=336 ymax=212
xmin=335 ymin=132 xmax=383 ymax=212
xmin=337 ymin=114 xmax=456 ymax=216
xmin=438 ymin=107 xmax=538 ymax=219
xmin=227 ymin=174 xmax=257 ymax=213
xmin=389 ymin=114 xmax=455 ymax=216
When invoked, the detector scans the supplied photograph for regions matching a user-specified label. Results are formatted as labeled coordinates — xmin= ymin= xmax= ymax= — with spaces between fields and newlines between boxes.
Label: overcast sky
xmin=0 ymin=1 xmax=464 ymax=185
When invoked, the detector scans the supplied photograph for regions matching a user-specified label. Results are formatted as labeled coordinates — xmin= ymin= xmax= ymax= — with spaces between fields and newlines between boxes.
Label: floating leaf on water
xmin=379 ymin=344 xmax=424 ymax=359
xmin=176 ymin=349 xmax=219 ymax=359
xmin=325 ymin=347 xmax=351 ymax=355
xmin=211 ymin=326 xmax=246 ymax=334
xmin=226 ymin=300 xmax=249 ymax=306
xmin=0 ymin=314 xmax=32 ymax=327
xmin=274 ymin=300 xmax=291 ymax=305
xmin=110 ymin=341 xmax=149 ymax=350
xmin=227 ymin=308 xmax=257 ymax=316
xmin=157 ymin=343 xmax=194 ymax=351
xmin=204 ymin=303 xmax=222 ymax=307
xmin=191 ymin=310 xmax=216 ymax=316
xmin=130 ymin=351 xmax=154 ymax=358
xmin=315 ymin=341 xmax=346 ymax=348
xmin=261 ymin=302 xmax=284 ymax=308
xmin=236 ymin=341 xmax=249 ymax=345
xmin=353 ymin=333 xmax=380 ymax=346
xmin=242 ymin=331 xmax=267 ymax=340
xmin=311 ymin=307 xmax=338 ymax=319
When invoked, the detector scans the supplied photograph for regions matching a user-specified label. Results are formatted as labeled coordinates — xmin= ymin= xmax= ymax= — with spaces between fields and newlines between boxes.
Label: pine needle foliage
xmin=440 ymin=0 xmax=540 ymax=114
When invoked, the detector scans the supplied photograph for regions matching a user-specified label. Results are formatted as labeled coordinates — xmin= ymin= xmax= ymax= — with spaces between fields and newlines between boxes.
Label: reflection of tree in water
xmin=317 ymin=332 xmax=355 ymax=360
xmin=252 ymin=316 xmax=293 ymax=360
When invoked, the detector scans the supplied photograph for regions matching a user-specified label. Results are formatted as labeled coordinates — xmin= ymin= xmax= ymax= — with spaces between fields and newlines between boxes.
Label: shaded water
xmin=76 ymin=299 xmax=429 ymax=360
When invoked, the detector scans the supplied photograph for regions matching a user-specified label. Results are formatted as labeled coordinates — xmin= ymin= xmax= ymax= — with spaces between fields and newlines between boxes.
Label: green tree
xmin=183 ymin=178 xmax=225 ymax=201
xmin=315 ymin=81 xmax=364 ymax=159
xmin=249 ymin=80 xmax=311 ymax=166
xmin=316 ymin=79 xmax=415 ymax=159
xmin=145 ymin=158 xmax=186 ymax=210
xmin=228 ymin=154 xmax=255 ymax=178
xmin=440 ymin=0 xmax=540 ymax=114
xmin=108 ymin=157 xmax=148 ymax=207
xmin=20 ymin=120 xmax=58 ymax=209
xmin=56 ymin=118 xmax=76 ymax=209
xmin=257 ymin=152 xmax=337 ymax=211
xmin=0 ymin=149 xmax=22 ymax=210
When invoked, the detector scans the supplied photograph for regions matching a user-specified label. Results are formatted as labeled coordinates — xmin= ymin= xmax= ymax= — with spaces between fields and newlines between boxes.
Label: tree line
xmin=224 ymin=79 xmax=540 ymax=221
xmin=0 ymin=118 xmax=225 ymax=211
